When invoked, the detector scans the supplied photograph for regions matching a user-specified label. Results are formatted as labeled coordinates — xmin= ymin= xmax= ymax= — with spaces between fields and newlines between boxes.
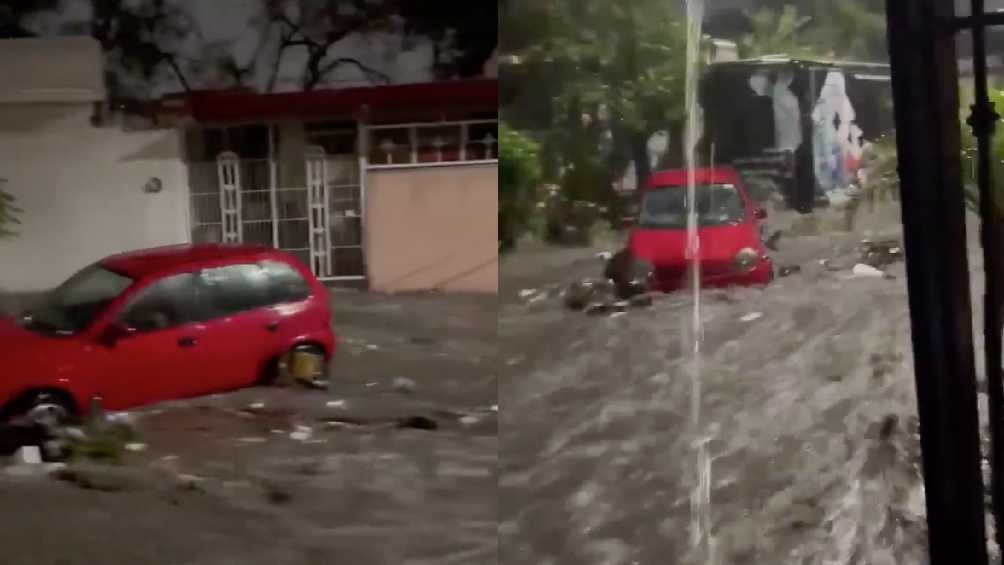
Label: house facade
xmin=0 ymin=37 xmax=498 ymax=294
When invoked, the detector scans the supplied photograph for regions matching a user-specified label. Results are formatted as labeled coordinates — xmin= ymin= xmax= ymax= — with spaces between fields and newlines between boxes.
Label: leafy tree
xmin=740 ymin=5 xmax=817 ymax=58
xmin=499 ymin=124 xmax=540 ymax=251
xmin=518 ymin=0 xmax=694 ymax=195
xmin=739 ymin=1 xmax=888 ymax=62
xmin=808 ymin=0 xmax=887 ymax=62
xmin=0 ymin=179 xmax=21 ymax=239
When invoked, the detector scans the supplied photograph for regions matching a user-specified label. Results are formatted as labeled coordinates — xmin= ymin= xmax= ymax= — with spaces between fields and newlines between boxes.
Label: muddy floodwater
xmin=0 ymin=291 xmax=498 ymax=565
xmin=499 ymin=207 xmax=965 ymax=565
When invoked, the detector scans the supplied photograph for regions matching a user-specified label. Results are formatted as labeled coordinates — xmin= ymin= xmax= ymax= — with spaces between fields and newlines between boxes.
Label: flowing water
xmin=683 ymin=0 xmax=712 ymax=561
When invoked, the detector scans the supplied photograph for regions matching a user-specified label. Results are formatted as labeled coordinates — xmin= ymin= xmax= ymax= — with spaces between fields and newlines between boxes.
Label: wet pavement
xmin=0 ymin=289 xmax=497 ymax=565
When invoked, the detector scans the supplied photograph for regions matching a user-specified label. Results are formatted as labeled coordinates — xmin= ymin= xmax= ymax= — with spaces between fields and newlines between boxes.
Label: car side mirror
xmin=754 ymin=208 xmax=768 ymax=220
xmin=100 ymin=322 xmax=135 ymax=347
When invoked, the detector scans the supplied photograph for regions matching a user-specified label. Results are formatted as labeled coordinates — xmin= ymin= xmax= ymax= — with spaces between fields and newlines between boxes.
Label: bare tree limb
xmin=318 ymin=57 xmax=390 ymax=85
xmin=163 ymin=54 xmax=191 ymax=91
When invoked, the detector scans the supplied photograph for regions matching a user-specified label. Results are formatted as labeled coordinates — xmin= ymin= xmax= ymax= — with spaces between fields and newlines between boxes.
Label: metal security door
xmin=216 ymin=151 xmax=242 ymax=243
xmin=305 ymin=146 xmax=332 ymax=278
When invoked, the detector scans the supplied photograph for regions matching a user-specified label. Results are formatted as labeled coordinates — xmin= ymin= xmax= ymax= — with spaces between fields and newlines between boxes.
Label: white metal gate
xmin=190 ymin=146 xmax=365 ymax=282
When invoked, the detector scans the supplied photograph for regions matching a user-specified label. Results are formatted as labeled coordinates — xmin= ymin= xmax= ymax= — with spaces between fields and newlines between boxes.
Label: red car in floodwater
xmin=608 ymin=167 xmax=773 ymax=295
xmin=0 ymin=244 xmax=335 ymax=426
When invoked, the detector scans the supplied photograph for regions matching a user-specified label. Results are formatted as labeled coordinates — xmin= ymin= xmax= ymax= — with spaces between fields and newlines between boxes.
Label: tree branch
xmin=319 ymin=57 xmax=390 ymax=85
xmin=163 ymin=54 xmax=191 ymax=91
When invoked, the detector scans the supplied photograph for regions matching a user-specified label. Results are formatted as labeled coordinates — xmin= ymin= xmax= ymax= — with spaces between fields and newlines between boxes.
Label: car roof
xmin=645 ymin=167 xmax=740 ymax=189
xmin=100 ymin=244 xmax=283 ymax=279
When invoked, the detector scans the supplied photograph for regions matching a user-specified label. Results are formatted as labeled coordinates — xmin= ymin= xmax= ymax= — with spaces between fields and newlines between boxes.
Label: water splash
xmin=683 ymin=0 xmax=712 ymax=562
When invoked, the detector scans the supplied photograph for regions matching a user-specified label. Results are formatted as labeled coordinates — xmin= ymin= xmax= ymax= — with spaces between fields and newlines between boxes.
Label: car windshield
xmin=22 ymin=265 xmax=133 ymax=335
xmin=638 ymin=183 xmax=745 ymax=229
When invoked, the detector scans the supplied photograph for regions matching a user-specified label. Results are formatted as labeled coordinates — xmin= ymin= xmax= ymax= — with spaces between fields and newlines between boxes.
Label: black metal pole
xmin=884 ymin=0 xmax=989 ymax=562
xmin=969 ymin=0 xmax=1004 ymax=554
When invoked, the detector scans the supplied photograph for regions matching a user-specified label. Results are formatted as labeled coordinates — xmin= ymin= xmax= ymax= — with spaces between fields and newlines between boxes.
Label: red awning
xmin=180 ymin=78 xmax=497 ymax=124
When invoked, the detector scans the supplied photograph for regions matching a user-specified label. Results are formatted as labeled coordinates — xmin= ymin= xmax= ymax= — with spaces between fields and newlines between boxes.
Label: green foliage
xmin=521 ymin=1 xmax=690 ymax=137
xmin=499 ymin=124 xmax=541 ymax=251
xmin=740 ymin=5 xmax=817 ymax=58
xmin=0 ymin=181 xmax=21 ymax=239
xmin=810 ymin=0 xmax=888 ymax=61
xmin=739 ymin=1 xmax=889 ymax=62
xmin=960 ymin=89 xmax=1004 ymax=214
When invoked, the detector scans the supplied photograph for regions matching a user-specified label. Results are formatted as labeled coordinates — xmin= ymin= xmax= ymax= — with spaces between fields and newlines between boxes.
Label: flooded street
xmin=0 ymin=291 xmax=498 ymax=565
xmin=500 ymin=207 xmax=945 ymax=564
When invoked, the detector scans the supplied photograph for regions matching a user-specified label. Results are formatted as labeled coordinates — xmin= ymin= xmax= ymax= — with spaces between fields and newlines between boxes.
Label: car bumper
xmin=650 ymin=258 xmax=773 ymax=292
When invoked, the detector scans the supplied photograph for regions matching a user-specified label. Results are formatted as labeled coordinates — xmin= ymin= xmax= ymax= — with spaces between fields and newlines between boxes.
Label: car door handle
xmin=265 ymin=321 xmax=280 ymax=332
xmin=178 ymin=337 xmax=197 ymax=348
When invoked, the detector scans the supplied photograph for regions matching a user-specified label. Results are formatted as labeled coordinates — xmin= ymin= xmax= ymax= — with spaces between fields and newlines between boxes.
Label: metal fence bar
xmin=952 ymin=12 xmax=1004 ymax=30
xmin=885 ymin=0 xmax=989 ymax=561
xmin=969 ymin=0 xmax=1004 ymax=554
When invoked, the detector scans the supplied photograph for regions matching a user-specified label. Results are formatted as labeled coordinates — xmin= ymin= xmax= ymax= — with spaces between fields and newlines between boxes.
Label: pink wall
xmin=365 ymin=164 xmax=498 ymax=293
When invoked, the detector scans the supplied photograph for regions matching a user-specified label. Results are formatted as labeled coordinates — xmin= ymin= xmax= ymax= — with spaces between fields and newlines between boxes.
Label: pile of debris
xmin=564 ymin=279 xmax=654 ymax=316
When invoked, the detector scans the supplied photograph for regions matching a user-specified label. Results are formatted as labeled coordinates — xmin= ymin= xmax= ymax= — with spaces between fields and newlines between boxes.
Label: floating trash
xmin=852 ymin=263 xmax=886 ymax=278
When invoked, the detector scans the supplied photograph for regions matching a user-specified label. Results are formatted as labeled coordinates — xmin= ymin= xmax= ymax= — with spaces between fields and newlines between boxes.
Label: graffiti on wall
xmin=810 ymin=72 xmax=865 ymax=197
xmin=746 ymin=69 xmax=867 ymax=199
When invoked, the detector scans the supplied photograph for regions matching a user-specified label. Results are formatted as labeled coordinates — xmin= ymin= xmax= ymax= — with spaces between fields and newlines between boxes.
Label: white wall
xmin=0 ymin=104 xmax=190 ymax=291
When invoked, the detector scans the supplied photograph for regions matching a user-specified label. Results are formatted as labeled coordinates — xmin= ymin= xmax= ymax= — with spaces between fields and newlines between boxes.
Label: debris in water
xmin=124 ymin=442 xmax=147 ymax=452
xmin=851 ymin=263 xmax=886 ymax=278
xmin=289 ymin=426 xmax=313 ymax=441
xmin=596 ymin=251 xmax=614 ymax=261
xmin=263 ymin=482 xmax=293 ymax=505
xmin=740 ymin=312 xmax=764 ymax=323
xmin=490 ymin=404 xmax=499 ymax=412
xmin=238 ymin=437 xmax=268 ymax=444
xmin=393 ymin=377 xmax=417 ymax=393
xmin=610 ymin=311 xmax=627 ymax=319
xmin=565 ymin=279 xmax=612 ymax=310
xmin=765 ymin=230 xmax=783 ymax=251
xmin=584 ymin=303 xmax=609 ymax=316
xmin=565 ymin=281 xmax=596 ymax=311
xmin=397 ymin=416 xmax=438 ymax=431
xmin=365 ymin=344 xmax=379 ymax=351
xmin=859 ymin=239 xmax=904 ymax=268
xmin=518 ymin=289 xmax=537 ymax=299
xmin=778 ymin=265 xmax=801 ymax=278
xmin=51 ymin=464 xmax=145 ymax=492
xmin=629 ymin=293 xmax=654 ymax=308
xmin=459 ymin=415 xmax=480 ymax=427
xmin=16 ymin=446 xmax=41 ymax=464
xmin=325 ymin=400 xmax=348 ymax=409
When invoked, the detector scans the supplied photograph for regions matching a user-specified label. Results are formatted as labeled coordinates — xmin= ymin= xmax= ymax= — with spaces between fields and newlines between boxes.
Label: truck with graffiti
xmin=698 ymin=56 xmax=895 ymax=213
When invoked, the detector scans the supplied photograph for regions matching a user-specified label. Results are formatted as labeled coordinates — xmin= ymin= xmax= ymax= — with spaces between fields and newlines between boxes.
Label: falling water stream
xmin=683 ymin=0 xmax=712 ymax=562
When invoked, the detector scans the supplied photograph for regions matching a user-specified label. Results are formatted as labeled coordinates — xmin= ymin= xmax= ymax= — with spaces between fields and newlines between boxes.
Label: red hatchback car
xmin=0 ymin=244 xmax=335 ymax=426
xmin=608 ymin=167 xmax=773 ymax=295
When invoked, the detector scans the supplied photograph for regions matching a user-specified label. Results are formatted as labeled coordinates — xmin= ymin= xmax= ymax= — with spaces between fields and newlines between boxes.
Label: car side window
xmin=117 ymin=273 xmax=198 ymax=333
xmin=260 ymin=260 xmax=311 ymax=304
xmin=199 ymin=264 xmax=271 ymax=317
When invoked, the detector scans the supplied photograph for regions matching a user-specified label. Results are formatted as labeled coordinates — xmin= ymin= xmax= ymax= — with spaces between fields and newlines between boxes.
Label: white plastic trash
xmin=851 ymin=263 xmax=885 ymax=278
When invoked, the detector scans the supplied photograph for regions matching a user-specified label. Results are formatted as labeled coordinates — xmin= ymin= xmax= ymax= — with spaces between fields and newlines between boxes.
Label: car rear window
xmin=199 ymin=264 xmax=272 ymax=316
xmin=260 ymin=260 xmax=311 ymax=304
